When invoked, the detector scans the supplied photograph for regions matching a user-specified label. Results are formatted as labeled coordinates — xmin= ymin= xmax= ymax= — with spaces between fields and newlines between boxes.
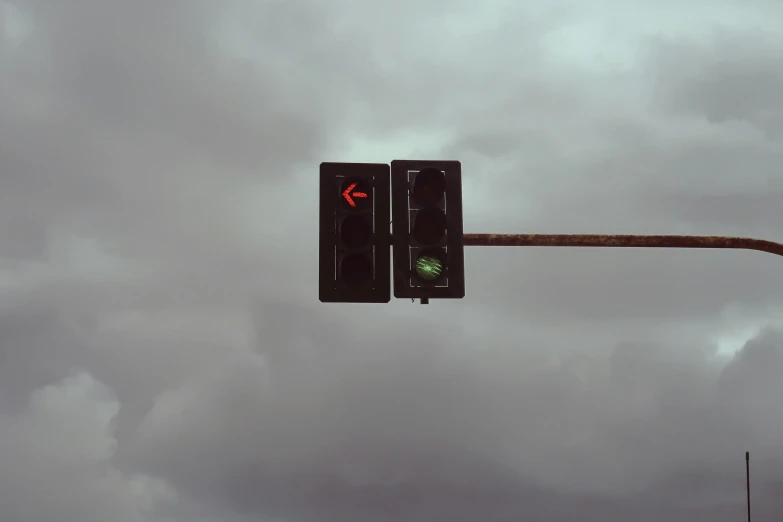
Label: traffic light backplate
xmin=391 ymin=160 xmax=465 ymax=300
xmin=319 ymin=162 xmax=390 ymax=303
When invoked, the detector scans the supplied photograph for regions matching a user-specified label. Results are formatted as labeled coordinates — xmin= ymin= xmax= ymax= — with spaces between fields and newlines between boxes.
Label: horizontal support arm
xmin=463 ymin=234 xmax=783 ymax=258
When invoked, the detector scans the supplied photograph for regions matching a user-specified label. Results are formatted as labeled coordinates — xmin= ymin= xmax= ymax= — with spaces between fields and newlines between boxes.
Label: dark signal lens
xmin=411 ymin=168 xmax=446 ymax=207
xmin=341 ymin=253 xmax=373 ymax=285
xmin=412 ymin=207 xmax=447 ymax=245
xmin=341 ymin=215 xmax=372 ymax=249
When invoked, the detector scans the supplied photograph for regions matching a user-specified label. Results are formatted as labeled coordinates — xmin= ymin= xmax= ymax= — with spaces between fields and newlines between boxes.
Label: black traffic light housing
xmin=391 ymin=160 xmax=465 ymax=300
xmin=319 ymin=162 xmax=390 ymax=303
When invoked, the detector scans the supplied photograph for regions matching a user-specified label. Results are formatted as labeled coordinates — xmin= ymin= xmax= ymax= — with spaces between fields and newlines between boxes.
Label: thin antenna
xmin=746 ymin=451 xmax=751 ymax=522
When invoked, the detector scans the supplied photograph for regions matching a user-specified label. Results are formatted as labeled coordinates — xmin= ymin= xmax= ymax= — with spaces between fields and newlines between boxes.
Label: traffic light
xmin=319 ymin=162 xmax=390 ymax=303
xmin=391 ymin=160 xmax=464 ymax=300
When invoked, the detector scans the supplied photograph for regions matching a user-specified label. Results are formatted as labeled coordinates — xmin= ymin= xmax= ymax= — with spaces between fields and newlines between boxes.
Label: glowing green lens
xmin=415 ymin=254 xmax=444 ymax=281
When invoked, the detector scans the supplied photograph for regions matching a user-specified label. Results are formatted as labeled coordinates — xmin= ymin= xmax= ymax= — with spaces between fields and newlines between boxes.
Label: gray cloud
xmin=1 ymin=0 xmax=783 ymax=521
xmin=120 ymin=322 xmax=783 ymax=521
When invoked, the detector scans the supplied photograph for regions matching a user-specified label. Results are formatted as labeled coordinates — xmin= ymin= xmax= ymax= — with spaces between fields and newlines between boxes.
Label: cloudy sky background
xmin=2 ymin=0 xmax=783 ymax=520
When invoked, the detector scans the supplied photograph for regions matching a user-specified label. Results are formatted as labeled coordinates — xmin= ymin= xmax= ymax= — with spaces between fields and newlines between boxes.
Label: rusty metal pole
xmin=746 ymin=451 xmax=751 ymax=522
xmin=463 ymin=234 xmax=783 ymax=258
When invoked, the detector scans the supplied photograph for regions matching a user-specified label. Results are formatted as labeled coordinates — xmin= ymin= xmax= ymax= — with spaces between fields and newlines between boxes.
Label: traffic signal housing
xmin=319 ymin=162 xmax=390 ymax=303
xmin=391 ymin=160 xmax=465 ymax=300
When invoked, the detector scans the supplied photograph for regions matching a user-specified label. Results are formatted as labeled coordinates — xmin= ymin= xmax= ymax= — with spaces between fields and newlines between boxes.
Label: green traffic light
xmin=414 ymin=253 xmax=444 ymax=281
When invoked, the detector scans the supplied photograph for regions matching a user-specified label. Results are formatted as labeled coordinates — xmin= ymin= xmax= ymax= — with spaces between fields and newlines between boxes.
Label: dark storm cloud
xmin=2 ymin=0 xmax=783 ymax=521
xmin=124 ymin=319 xmax=783 ymax=521
xmin=449 ymin=28 xmax=783 ymax=323
xmin=1 ymin=0 xmax=337 ymax=271
xmin=0 ymin=298 xmax=88 ymax=409
xmin=28 ymin=0 xmax=325 ymax=172
xmin=649 ymin=29 xmax=783 ymax=137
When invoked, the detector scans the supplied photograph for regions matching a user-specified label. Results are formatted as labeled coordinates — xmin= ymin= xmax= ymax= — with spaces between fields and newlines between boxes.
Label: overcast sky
xmin=1 ymin=0 xmax=783 ymax=521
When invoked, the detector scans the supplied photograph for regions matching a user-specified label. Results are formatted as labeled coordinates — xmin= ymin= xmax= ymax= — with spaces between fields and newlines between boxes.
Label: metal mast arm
xmin=463 ymin=234 xmax=783 ymax=258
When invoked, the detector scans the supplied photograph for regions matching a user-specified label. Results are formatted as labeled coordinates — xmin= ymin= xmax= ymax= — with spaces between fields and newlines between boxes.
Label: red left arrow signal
xmin=342 ymin=182 xmax=369 ymax=207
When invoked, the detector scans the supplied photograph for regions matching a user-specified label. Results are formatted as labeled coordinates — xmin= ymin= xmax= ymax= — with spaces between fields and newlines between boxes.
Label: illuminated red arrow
xmin=342 ymin=182 xmax=368 ymax=207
